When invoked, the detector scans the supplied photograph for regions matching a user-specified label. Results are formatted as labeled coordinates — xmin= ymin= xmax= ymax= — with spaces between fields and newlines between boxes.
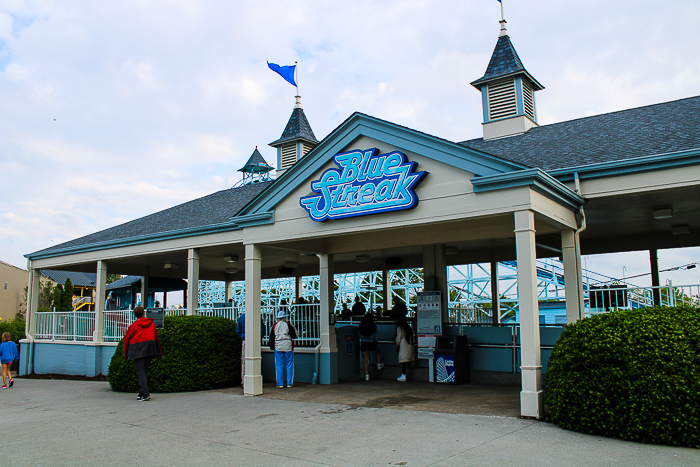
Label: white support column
xmin=491 ymin=255 xmax=501 ymax=325
xmin=26 ymin=268 xmax=40 ymax=338
xmin=244 ymin=244 xmax=263 ymax=395
xmin=187 ymin=249 xmax=199 ymax=316
xmin=295 ymin=275 xmax=303 ymax=300
xmin=141 ymin=276 xmax=149 ymax=308
xmin=562 ymin=230 xmax=585 ymax=323
xmin=94 ymin=261 xmax=107 ymax=343
xmin=225 ymin=280 xmax=233 ymax=302
xmin=382 ymin=269 xmax=390 ymax=314
xmin=514 ymin=210 xmax=543 ymax=419
xmin=423 ymin=245 xmax=448 ymax=322
xmin=318 ymin=253 xmax=338 ymax=384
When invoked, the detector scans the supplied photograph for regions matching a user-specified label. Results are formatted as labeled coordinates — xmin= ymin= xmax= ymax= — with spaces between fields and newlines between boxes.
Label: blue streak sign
xmin=300 ymin=148 xmax=427 ymax=222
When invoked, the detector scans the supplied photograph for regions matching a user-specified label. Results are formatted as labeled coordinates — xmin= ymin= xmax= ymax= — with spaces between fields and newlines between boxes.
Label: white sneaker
xmin=397 ymin=374 xmax=406 ymax=382
xmin=365 ymin=374 xmax=370 ymax=381
xmin=377 ymin=363 xmax=384 ymax=370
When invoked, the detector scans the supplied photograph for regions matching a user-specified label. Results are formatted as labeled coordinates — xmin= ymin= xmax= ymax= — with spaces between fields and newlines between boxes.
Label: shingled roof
xmin=460 ymin=95 xmax=700 ymax=172
xmin=40 ymin=270 xmax=97 ymax=287
xmin=269 ymin=107 xmax=319 ymax=146
xmin=470 ymin=35 xmax=544 ymax=90
xmin=29 ymin=180 xmax=274 ymax=257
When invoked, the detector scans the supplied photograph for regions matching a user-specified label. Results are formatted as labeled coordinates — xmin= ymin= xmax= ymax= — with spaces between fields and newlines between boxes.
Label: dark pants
xmin=134 ymin=356 xmax=152 ymax=395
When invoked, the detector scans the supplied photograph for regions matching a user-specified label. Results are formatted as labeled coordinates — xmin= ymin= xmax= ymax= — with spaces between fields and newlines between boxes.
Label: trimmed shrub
xmin=545 ymin=305 xmax=700 ymax=448
xmin=108 ymin=315 xmax=241 ymax=393
xmin=0 ymin=319 xmax=26 ymax=343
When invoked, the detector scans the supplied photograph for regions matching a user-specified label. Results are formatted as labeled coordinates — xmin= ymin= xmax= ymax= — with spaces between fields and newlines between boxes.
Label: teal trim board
xmin=471 ymin=168 xmax=586 ymax=210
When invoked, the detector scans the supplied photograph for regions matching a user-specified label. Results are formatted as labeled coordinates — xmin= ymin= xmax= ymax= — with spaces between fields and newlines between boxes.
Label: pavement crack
xmin=424 ymin=420 xmax=540 ymax=466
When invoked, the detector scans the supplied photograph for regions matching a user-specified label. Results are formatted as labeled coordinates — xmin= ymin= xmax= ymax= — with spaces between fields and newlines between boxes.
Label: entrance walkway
xmin=217 ymin=380 xmax=522 ymax=418
xmin=3 ymin=379 xmax=697 ymax=466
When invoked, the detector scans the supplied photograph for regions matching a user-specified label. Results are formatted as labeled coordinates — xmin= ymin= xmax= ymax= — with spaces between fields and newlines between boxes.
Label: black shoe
xmin=139 ymin=394 xmax=151 ymax=401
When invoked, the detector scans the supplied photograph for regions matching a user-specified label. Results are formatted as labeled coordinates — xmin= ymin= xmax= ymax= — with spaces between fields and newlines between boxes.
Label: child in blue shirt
xmin=0 ymin=332 xmax=18 ymax=389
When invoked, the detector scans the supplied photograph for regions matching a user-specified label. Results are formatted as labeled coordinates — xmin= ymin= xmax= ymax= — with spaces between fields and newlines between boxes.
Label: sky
xmin=1 ymin=0 xmax=700 ymax=289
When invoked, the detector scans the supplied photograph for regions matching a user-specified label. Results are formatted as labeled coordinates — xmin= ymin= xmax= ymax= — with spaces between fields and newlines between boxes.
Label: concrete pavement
xmin=0 ymin=379 xmax=696 ymax=466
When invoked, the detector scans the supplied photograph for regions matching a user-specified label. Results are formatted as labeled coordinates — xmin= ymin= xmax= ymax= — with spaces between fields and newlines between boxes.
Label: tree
xmin=106 ymin=274 xmax=122 ymax=284
xmin=37 ymin=280 xmax=56 ymax=312
xmin=62 ymin=278 xmax=74 ymax=311
xmin=53 ymin=284 xmax=64 ymax=311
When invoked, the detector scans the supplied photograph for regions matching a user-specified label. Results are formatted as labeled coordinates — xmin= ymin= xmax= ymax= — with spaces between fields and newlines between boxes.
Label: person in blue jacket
xmin=236 ymin=312 xmax=266 ymax=387
xmin=0 ymin=332 xmax=18 ymax=389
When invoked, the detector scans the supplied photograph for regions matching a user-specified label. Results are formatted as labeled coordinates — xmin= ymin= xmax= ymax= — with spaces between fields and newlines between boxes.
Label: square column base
xmin=244 ymin=375 xmax=263 ymax=396
xmin=520 ymin=390 xmax=544 ymax=419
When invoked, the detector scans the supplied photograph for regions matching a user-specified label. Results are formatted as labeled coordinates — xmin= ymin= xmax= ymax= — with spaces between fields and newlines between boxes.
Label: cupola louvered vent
xmin=487 ymin=80 xmax=517 ymax=120
xmin=302 ymin=143 xmax=312 ymax=157
xmin=281 ymin=144 xmax=297 ymax=170
xmin=522 ymin=79 xmax=536 ymax=121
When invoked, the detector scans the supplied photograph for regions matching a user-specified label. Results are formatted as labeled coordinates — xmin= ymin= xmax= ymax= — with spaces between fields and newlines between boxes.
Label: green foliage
xmin=0 ymin=319 xmax=26 ymax=343
xmin=37 ymin=280 xmax=55 ymax=312
xmin=62 ymin=279 xmax=74 ymax=311
xmin=108 ymin=315 xmax=241 ymax=393
xmin=106 ymin=274 xmax=122 ymax=285
xmin=545 ymin=305 xmax=700 ymax=448
xmin=53 ymin=284 xmax=64 ymax=311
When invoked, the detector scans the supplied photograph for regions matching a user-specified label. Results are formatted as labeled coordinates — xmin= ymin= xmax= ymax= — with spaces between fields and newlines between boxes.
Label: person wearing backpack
xmin=269 ymin=307 xmax=297 ymax=388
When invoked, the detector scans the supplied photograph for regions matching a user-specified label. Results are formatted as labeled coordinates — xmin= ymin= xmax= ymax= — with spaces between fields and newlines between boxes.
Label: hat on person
xmin=277 ymin=310 xmax=288 ymax=319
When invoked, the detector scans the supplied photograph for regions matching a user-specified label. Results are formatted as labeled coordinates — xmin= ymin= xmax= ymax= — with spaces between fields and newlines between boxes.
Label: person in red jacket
xmin=123 ymin=306 xmax=162 ymax=401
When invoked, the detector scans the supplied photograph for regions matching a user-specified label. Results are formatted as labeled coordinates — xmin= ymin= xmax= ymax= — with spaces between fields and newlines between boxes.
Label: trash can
xmin=434 ymin=336 xmax=469 ymax=384
xmin=336 ymin=326 xmax=360 ymax=379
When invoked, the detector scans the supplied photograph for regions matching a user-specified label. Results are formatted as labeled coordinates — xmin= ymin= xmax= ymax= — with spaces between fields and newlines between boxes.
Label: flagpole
xmin=295 ymin=61 xmax=299 ymax=98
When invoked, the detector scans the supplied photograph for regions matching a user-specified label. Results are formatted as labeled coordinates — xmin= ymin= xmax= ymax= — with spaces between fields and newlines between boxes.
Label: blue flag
xmin=267 ymin=62 xmax=297 ymax=87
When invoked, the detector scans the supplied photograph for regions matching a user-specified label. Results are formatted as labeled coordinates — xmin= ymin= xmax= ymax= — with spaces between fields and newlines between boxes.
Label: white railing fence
xmin=35 ymin=310 xmax=95 ymax=341
xmin=585 ymin=283 xmax=700 ymax=316
xmin=104 ymin=310 xmax=136 ymax=342
xmin=34 ymin=284 xmax=698 ymax=341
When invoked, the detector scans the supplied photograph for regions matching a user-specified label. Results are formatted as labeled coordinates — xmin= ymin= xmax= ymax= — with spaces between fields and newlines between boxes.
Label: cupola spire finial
xmin=498 ymin=0 xmax=508 ymax=37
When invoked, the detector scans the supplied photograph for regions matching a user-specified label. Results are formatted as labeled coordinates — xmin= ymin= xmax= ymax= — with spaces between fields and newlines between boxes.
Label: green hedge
xmin=108 ymin=315 xmax=241 ymax=393
xmin=545 ymin=305 xmax=700 ymax=448
xmin=0 ymin=320 xmax=26 ymax=344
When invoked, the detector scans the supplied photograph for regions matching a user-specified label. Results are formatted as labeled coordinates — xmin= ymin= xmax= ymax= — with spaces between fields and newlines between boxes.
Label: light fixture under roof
xmin=672 ymin=224 xmax=690 ymax=235
xmin=283 ymin=261 xmax=298 ymax=269
xmin=446 ymin=246 xmax=458 ymax=256
xmin=652 ymin=207 xmax=673 ymax=219
xmin=223 ymin=255 xmax=239 ymax=263
xmin=164 ymin=263 xmax=179 ymax=269
xmin=225 ymin=267 xmax=239 ymax=274
xmin=356 ymin=254 xmax=371 ymax=263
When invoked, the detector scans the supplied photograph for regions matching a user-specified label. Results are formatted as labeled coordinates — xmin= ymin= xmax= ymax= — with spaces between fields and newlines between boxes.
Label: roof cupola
xmin=237 ymin=147 xmax=274 ymax=186
xmin=471 ymin=4 xmax=544 ymax=140
xmin=269 ymin=95 xmax=319 ymax=176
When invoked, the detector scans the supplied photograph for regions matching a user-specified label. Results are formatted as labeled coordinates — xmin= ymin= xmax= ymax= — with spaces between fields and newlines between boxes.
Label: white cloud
xmin=0 ymin=0 xmax=697 ymax=282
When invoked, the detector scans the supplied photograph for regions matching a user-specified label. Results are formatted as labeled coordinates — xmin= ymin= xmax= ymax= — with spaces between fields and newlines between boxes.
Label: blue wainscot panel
xmin=19 ymin=341 xmax=118 ymax=377
xmin=262 ymin=350 xmax=316 ymax=384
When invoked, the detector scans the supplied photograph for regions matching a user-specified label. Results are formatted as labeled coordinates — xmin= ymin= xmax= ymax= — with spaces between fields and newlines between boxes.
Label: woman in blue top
xmin=359 ymin=312 xmax=384 ymax=381
xmin=0 ymin=332 xmax=18 ymax=389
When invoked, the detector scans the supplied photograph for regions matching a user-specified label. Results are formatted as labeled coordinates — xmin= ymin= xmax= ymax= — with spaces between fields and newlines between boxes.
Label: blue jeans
xmin=274 ymin=350 xmax=294 ymax=387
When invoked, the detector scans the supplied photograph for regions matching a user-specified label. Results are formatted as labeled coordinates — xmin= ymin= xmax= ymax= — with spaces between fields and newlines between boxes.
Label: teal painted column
xmin=318 ymin=253 xmax=338 ymax=384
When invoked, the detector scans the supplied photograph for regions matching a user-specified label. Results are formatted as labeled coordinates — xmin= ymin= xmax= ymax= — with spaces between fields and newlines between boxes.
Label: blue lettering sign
xmin=300 ymin=148 xmax=427 ymax=222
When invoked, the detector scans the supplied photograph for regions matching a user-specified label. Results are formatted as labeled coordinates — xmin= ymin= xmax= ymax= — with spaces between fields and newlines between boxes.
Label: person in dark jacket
xmin=124 ymin=306 xmax=162 ymax=401
xmin=351 ymin=296 xmax=366 ymax=317
xmin=359 ymin=312 xmax=384 ymax=381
